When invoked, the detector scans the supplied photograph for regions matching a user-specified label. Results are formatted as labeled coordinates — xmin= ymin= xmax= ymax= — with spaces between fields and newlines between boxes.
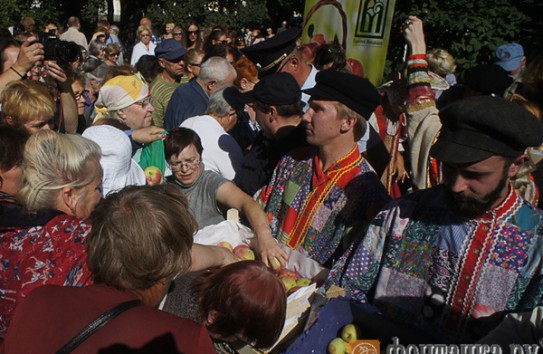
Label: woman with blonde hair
xmin=5 ymin=185 xmax=217 ymax=353
xmin=1 ymin=80 xmax=56 ymax=134
xmin=130 ymin=25 xmax=156 ymax=66
xmin=0 ymin=130 xmax=102 ymax=338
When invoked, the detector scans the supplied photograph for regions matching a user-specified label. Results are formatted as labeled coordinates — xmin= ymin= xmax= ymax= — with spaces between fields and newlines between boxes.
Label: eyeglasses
xmin=109 ymin=53 xmax=119 ymax=57
xmin=74 ymin=90 xmax=89 ymax=100
xmin=169 ymin=158 xmax=200 ymax=171
xmin=188 ymin=30 xmax=198 ymax=34
xmin=133 ymin=97 xmax=153 ymax=109
xmin=173 ymin=32 xmax=183 ymax=36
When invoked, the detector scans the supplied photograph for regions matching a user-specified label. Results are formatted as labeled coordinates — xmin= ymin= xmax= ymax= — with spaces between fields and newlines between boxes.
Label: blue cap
xmin=155 ymin=39 xmax=188 ymax=61
xmin=495 ymin=43 xmax=524 ymax=72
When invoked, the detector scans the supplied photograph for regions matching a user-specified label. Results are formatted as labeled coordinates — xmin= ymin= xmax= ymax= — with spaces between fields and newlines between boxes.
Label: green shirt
xmin=150 ymin=74 xmax=181 ymax=128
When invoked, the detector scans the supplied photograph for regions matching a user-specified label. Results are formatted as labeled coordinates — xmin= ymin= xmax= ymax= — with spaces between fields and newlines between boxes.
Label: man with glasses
xmin=150 ymin=39 xmax=188 ymax=128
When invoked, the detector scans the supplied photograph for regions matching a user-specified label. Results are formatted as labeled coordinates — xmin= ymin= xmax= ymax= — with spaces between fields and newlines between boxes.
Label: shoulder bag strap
xmin=55 ymin=299 xmax=142 ymax=354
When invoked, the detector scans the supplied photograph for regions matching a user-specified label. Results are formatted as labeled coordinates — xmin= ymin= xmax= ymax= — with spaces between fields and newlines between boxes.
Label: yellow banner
xmin=302 ymin=0 xmax=397 ymax=85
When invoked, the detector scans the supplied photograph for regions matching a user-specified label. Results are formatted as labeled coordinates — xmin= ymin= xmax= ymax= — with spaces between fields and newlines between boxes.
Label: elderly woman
xmin=164 ymin=127 xmax=287 ymax=266
xmin=180 ymin=87 xmax=243 ymax=180
xmin=0 ymin=130 xmax=102 ymax=338
xmin=4 ymin=185 xmax=216 ymax=353
xmin=131 ymin=25 xmax=156 ymax=66
xmin=94 ymin=73 xmax=164 ymax=146
xmin=83 ymin=125 xmax=146 ymax=196
xmin=104 ymin=43 xmax=120 ymax=66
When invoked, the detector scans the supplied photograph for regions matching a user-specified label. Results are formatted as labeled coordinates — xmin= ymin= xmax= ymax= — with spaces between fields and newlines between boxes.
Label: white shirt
xmin=300 ymin=65 xmax=318 ymax=112
xmin=130 ymin=41 xmax=156 ymax=66
xmin=181 ymin=115 xmax=243 ymax=180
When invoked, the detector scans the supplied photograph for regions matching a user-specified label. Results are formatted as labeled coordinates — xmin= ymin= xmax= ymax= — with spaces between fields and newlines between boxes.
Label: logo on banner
xmin=355 ymin=0 xmax=390 ymax=38
xmin=350 ymin=339 xmax=380 ymax=354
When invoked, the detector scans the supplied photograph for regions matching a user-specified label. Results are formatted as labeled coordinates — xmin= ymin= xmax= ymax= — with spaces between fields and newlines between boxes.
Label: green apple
xmin=279 ymin=275 xmax=297 ymax=292
xmin=340 ymin=323 xmax=362 ymax=343
xmin=327 ymin=337 xmax=349 ymax=354
xmin=296 ymin=277 xmax=311 ymax=287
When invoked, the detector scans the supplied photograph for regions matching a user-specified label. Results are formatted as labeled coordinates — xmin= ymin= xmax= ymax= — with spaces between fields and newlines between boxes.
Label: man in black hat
xmin=242 ymin=28 xmax=317 ymax=111
xmin=150 ymin=39 xmax=188 ymax=128
xmin=326 ymin=95 xmax=543 ymax=342
xmin=234 ymin=72 xmax=306 ymax=197
xmin=255 ymin=70 xmax=390 ymax=269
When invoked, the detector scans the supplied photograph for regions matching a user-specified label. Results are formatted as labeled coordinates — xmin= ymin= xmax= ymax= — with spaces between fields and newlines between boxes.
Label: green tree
xmin=386 ymin=0 xmax=541 ymax=79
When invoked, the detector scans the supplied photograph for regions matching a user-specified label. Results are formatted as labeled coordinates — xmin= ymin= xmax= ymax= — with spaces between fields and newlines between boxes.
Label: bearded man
xmin=326 ymin=95 xmax=543 ymax=343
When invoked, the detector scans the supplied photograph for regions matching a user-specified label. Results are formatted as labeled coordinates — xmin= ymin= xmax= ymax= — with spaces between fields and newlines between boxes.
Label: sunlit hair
xmin=105 ymin=43 xmax=120 ymax=59
xmin=233 ymin=56 xmax=258 ymax=88
xmin=164 ymin=127 xmax=204 ymax=160
xmin=17 ymin=130 xmax=101 ymax=212
xmin=334 ymin=101 xmax=367 ymax=141
xmin=87 ymin=185 xmax=196 ymax=290
xmin=199 ymin=56 xmax=237 ymax=87
xmin=183 ymin=48 xmax=205 ymax=76
xmin=205 ymin=86 xmax=234 ymax=118
xmin=1 ymin=80 xmax=56 ymax=126
xmin=510 ymin=93 xmax=542 ymax=121
xmin=136 ymin=25 xmax=152 ymax=39
xmin=195 ymin=260 xmax=286 ymax=348
xmin=427 ymin=48 xmax=456 ymax=77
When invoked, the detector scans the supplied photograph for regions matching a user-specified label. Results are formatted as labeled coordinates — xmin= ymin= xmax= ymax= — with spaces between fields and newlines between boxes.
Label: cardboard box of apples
xmin=193 ymin=220 xmax=329 ymax=353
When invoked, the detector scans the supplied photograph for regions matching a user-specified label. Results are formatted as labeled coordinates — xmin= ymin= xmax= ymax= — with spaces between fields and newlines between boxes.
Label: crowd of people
xmin=1 ymin=11 xmax=543 ymax=353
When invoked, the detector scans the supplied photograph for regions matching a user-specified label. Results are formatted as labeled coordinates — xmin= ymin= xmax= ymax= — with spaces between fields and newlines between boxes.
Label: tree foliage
xmin=386 ymin=0 xmax=541 ymax=79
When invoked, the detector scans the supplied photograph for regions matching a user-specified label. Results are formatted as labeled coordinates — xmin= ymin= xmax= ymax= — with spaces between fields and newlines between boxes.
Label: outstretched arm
xmin=216 ymin=181 xmax=288 ymax=269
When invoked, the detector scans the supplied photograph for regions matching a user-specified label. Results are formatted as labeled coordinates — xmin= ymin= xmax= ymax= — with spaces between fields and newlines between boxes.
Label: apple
xmin=312 ymin=33 xmax=327 ymax=45
xmin=216 ymin=241 xmax=233 ymax=252
xmin=272 ymin=257 xmax=283 ymax=272
xmin=327 ymin=337 xmax=349 ymax=354
xmin=287 ymin=285 xmax=302 ymax=296
xmin=278 ymin=268 xmax=299 ymax=281
xmin=280 ymin=275 xmax=297 ymax=292
xmin=296 ymin=277 xmax=311 ymax=287
xmin=340 ymin=323 xmax=362 ymax=343
xmin=144 ymin=166 xmax=163 ymax=186
xmin=233 ymin=244 xmax=255 ymax=260
xmin=346 ymin=58 xmax=365 ymax=77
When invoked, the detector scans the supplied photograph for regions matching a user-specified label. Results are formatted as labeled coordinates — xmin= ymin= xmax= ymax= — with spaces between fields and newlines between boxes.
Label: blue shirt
xmin=164 ymin=78 xmax=209 ymax=131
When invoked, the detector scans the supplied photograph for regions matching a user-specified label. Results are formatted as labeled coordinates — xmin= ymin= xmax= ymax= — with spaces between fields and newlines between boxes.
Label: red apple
xmin=278 ymin=268 xmax=300 ymax=281
xmin=216 ymin=241 xmax=233 ymax=252
xmin=346 ymin=58 xmax=364 ymax=77
xmin=144 ymin=166 xmax=163 ymax=186
xmin=287 ymin=285 xmax=302 ymax=296
xmin=312 ymin=33 xmax=327 ymax=45
xmin=233 ymin=244 xmax=255 ymax=260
